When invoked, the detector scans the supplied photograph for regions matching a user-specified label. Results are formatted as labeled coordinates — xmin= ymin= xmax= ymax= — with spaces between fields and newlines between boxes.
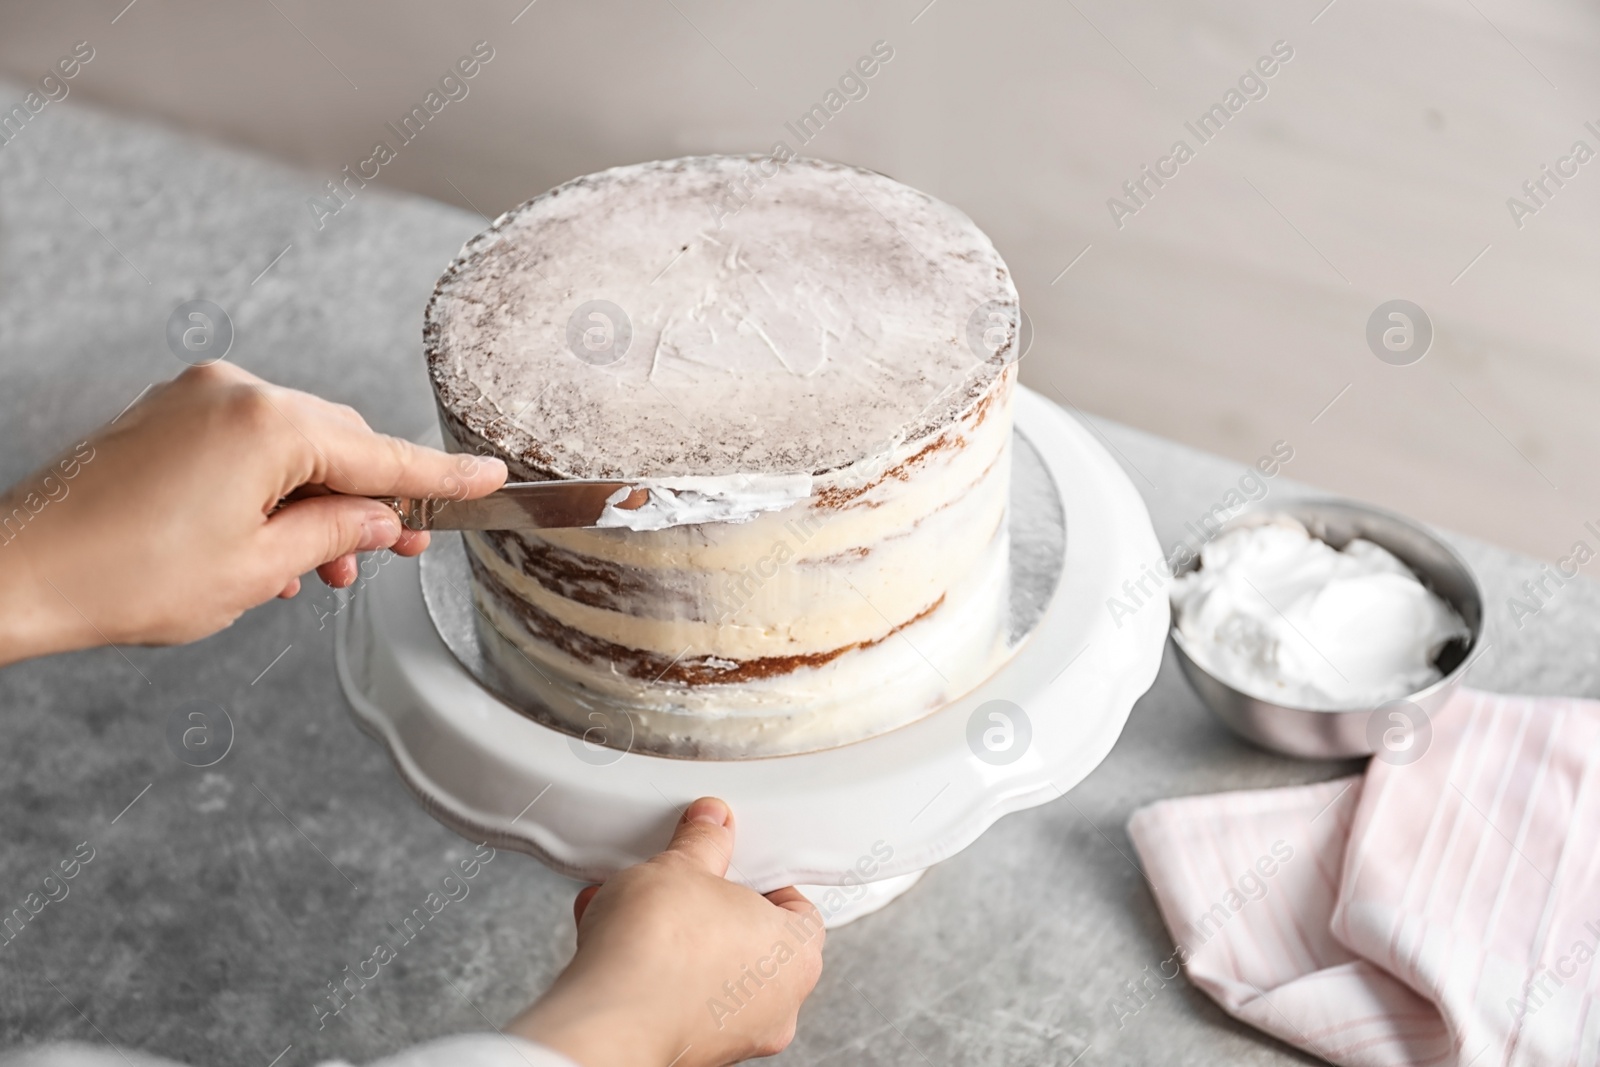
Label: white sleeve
xmin=0 ymin=1034 xmax=580 ymax=1067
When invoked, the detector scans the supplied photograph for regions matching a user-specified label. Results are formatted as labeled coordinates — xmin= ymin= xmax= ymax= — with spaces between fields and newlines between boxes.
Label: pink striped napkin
xmin=1128 ymin=688 xmax=1600 ymax=1067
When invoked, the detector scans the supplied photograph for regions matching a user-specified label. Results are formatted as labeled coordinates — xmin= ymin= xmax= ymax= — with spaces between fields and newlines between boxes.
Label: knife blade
xmin=382 ymin=481 xmax=649 ymax=531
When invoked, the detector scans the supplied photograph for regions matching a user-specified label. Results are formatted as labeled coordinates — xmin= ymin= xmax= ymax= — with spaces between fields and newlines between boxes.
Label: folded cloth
xmin=1128 ymin=688 xmax=1600 ymax=1067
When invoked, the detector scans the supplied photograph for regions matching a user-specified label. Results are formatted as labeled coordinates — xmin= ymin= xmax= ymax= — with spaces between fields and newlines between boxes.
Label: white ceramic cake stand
xmin=336 ymin=386 xmax=1168 ymax=925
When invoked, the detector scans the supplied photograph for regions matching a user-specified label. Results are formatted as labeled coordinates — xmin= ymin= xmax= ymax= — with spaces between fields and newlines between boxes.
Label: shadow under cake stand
xmin=336 ymin=386 xmax=1168 ymax=925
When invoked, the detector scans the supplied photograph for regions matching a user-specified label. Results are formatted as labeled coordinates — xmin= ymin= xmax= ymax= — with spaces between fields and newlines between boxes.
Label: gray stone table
xmin=2 ymin=87 xmax=1597 ymax=1067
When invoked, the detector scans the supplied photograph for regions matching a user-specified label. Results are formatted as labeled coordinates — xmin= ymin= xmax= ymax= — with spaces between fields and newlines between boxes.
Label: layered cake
xmin=424 ymin=155 xmax=1020 ymax=757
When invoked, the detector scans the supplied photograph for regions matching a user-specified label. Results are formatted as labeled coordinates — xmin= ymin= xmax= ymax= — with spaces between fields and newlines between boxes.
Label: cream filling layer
xmin=467 ymin=448 xmax=1009 ymax=660
xmin=528 ymin=379 xmax=1014 ymax=571
xmin=471 ymin=515 xmax=1012 ymax=755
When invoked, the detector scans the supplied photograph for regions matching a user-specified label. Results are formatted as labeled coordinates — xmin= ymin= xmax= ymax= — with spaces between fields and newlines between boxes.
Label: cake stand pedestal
xmin=336 ymin=386 xmax=1167 ymax=925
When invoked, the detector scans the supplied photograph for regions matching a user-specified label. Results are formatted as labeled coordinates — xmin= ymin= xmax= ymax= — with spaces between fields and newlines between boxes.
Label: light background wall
xmin=2 ymin=0 xmax=1597 ymax=559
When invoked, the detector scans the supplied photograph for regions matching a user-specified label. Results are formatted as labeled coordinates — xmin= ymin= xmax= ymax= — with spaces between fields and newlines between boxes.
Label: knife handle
xmin=379 ymin=497 xmax=441 ymax=532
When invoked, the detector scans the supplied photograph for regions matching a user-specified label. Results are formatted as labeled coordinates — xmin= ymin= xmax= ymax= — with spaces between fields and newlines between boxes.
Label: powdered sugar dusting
xmin=424 ymin=156 xmax=1017 ymax=480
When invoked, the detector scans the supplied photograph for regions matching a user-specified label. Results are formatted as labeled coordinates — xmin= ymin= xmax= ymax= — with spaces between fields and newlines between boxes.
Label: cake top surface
xmin=425 ymin=155 xmax=1018 ymax=479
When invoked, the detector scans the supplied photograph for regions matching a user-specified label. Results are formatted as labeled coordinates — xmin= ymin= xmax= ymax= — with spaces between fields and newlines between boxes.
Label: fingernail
xmin=471 ymin=455 xmax=507 ymax=477
xmin=685 ymin=797 xmax=731 ymax=827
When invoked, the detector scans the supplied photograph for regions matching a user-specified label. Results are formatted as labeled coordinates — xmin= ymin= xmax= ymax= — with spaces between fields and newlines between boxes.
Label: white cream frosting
xmin=596 ymin=473 xmax=813 ymax=532
xmin=426 ymin=155 xmax=1021 ymax=757
xmin=457 ymin=382 xmax=1014 ymax=757
xmin=472 ymin=506 xmax=1012 ymax=756
xmin=1171 ymin=518 xmax=1470 ymax=710
xmin=473 ymin=420 xmax=1009 ymax=660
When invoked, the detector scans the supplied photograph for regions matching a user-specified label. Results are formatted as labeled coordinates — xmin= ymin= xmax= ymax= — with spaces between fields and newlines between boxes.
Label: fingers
xmin=391 ymin=528 xmax=430 ymax=557
xmin=573 ymin=884 xmax=601 ymax=925
xmin=764 ymin=885 xmax=817 ymax=916
xmin=287 ymin=398 xmax=508 ymax=501
xmin=765 ymin=886 xmax=826 ymax=1000
xmin=313 ymin=526 xmax=427 ymax=589
xmin=261 ymin=494 xmax=404 ymax=583
xmin=661 ymin=797 xmax=735 ymax=877
xmin=316 ymin=554 xmax=358 ymax=589
xmin=765 ymin=886 xmax=826 ymax=944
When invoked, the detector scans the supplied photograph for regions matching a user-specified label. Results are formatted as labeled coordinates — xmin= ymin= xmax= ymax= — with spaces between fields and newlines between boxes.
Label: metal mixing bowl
xmin=1168 ymin=499 xmax=1484 ymax=760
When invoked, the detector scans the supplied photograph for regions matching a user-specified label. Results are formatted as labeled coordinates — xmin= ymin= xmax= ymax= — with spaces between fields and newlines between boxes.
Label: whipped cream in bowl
xmin=1167 ymin=501 xmax=1483 ymax=759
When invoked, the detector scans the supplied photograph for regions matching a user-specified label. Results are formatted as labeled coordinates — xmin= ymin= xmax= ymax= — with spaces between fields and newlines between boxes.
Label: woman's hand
xmin=0 ymin=362 xmax=505 ymax=665
xmin=509 ymin=798 xmax=825 ymax=1067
